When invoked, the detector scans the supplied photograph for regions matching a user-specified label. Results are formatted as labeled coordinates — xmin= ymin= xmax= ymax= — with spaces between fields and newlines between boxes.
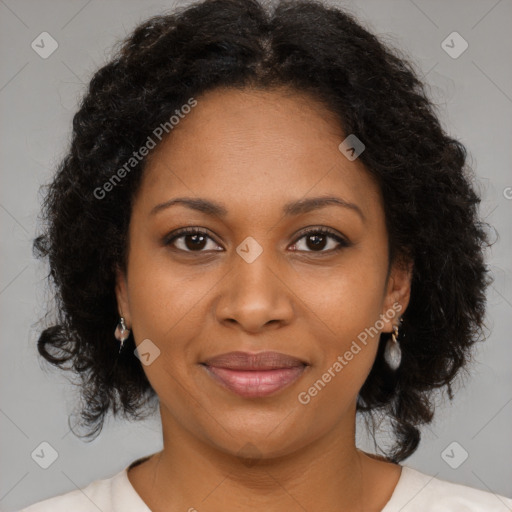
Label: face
xmin=116 ymin=86 xmax=412 ymax=459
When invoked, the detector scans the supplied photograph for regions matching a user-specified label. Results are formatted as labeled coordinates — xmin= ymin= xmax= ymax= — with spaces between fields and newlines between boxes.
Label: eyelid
xmin=163 ymin=226 xmax=351 ymax=253
xmin=162 ymin=226 xmax=221 ymax=249
xmin=292 ymin=226 xmax=350 ymax=245
xmin=163 ymin=226 xmax=210 ymax=242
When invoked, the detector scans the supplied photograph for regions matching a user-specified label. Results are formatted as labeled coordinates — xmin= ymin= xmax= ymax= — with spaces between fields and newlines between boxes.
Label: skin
xmin=116 ymin=86 xmax=413 ymax=511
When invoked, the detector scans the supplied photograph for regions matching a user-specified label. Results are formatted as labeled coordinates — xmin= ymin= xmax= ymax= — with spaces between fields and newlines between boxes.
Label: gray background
xmin=1 ymin=0 xmax=511 ymax=510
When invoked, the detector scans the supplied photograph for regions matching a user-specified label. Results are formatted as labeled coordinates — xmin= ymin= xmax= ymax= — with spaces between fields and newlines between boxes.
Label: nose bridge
xmin=215 ymin=235 xmax=294 ymax=330
xmin=235 ymin=238 xmax=277 ymax=291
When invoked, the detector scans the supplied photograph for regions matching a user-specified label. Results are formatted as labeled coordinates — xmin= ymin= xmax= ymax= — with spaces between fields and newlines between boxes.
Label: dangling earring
xmin=384 ymin=318 xmax=402 ymax=370
xmin=114 ymin=317 xmax=131 ymax=353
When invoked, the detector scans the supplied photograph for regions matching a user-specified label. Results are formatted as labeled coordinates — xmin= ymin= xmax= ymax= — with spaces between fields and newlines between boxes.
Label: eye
xmin=290 ymin=227 xmax=351 ymax=253
xmin=163 ymin=227 xmax=223 ymax=253
xmin=163 ymin=226 xmax=351 ymax=254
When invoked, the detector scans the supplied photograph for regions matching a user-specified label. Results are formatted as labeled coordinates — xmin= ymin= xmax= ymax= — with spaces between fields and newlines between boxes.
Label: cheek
xmin=125 ymin=246 xmax=229 ymax=403
xmin=124 ymin=259 xmax=207 ymax=404
xmin=126 ymin=238 xmax=209 ymax=337
xmin=295 ymin=294 xmax=381 ymax=428
xmin=291 ymin=251 xmax=387 ymax=335
xmin=291 ymin=251 xmax=386 ymax=395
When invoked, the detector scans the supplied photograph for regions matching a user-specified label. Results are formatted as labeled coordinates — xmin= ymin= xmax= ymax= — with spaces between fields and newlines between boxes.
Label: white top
xmin=19 ymin=458 xmax=512 ymax=512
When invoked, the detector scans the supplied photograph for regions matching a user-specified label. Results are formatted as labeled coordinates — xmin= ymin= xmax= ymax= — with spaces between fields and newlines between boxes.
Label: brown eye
xmin=164 ymin=228 xmax=223 ymax=253
xmin=181 ymin=233 xmax=208 ymax=251
xmin=164 ymin=227 xmax=351 ymax=255
xmin=290 ymin=228 xmax=351 ymax=253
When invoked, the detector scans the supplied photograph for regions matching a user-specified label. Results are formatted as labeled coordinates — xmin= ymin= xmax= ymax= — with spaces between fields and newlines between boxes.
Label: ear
xmin=380 ymin=257 xmax=413 ymax=333
xmin=115 ymin=266 xmax=132 ymax=327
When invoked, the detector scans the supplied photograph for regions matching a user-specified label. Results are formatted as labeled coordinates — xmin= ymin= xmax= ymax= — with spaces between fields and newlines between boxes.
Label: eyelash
xmin=163 ymin=226 xmax=351 ymax=254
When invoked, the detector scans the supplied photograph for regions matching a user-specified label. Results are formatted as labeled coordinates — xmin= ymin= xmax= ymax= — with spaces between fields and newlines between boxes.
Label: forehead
xmin=137 ymin=86 xmax=383 ymax=221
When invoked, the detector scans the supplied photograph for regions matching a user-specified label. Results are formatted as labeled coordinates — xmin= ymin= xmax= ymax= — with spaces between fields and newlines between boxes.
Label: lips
xmin=202 ymin=351 xmax=307 ymax=370
xmin=201 ymin=351 xmax=308 ymax=398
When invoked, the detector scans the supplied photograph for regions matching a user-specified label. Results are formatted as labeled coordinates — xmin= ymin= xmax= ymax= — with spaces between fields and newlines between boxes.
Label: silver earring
xmin=114 ymin=317 xmax=131 ymax=353
xmin=384 ymin=318 xmax=402 ymax=370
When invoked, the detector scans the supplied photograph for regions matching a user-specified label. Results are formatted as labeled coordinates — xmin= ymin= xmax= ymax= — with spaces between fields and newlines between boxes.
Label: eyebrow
xmin=150 ymin=195 xmax=365 ymax=222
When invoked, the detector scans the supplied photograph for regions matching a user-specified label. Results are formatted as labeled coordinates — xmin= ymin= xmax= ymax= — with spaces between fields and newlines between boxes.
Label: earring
xmin=114 ymin=317 xmax=131 ymax=353
xmin=384 ymin=318 xmax=402 ymax=370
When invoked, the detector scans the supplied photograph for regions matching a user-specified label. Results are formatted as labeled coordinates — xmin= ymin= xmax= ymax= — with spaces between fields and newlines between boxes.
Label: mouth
xmin=200 ymin=351 xmax=309 ymax=398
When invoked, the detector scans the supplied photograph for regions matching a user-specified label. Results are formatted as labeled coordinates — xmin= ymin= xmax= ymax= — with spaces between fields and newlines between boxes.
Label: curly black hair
xmin=33 ymin=0 xmax=493 ymax=462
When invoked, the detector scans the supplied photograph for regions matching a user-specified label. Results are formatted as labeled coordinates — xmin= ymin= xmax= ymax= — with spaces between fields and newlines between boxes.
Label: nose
xmin=214 ymin=248 xmax=295 ymax=333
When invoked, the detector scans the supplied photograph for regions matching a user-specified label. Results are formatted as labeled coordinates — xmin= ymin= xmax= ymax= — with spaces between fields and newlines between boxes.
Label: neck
xmin=128 ymin=404 xmax=400 ymax=511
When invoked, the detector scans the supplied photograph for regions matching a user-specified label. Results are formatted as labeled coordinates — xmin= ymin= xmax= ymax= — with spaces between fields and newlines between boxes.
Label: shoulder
xmin=18 ymin=462 xmax=150 ymax=512
xmin=384 ymin=466 xmax=512 ymax=512
xmin=19 ymin=475 xmax=114 ymax=512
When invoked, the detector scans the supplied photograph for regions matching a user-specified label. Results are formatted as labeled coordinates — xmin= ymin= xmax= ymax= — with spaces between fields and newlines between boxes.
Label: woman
xmin=21 ymin=0 xmax=511 ymax=510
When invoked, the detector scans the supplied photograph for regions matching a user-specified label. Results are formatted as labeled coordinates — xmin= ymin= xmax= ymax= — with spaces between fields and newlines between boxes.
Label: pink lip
xmin=201 ymin=351 xmax=308 ymax=398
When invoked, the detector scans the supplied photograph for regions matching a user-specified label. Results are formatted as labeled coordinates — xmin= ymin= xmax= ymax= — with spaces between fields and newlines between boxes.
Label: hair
xmin=33 ymin=0 xmax=493 ymax=462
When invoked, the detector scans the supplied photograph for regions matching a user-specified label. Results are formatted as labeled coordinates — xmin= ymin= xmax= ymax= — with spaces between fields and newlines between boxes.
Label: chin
xmin=198 ymin=416 xmax=314 ymax=462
